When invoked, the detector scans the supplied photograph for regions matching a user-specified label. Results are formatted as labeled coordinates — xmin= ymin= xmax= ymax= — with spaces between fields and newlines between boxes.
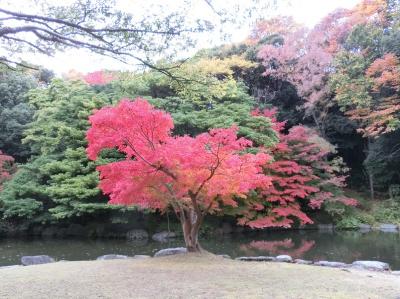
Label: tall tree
xmin=0 ymin=70 xmax=37 ymax=161
xmin=0 ymin=79 xmax=120 ymax=223
xmin=87 ymin=98 xmax=276 ymax=251
xmin=257 ymin=0 xmax=388 ymax=137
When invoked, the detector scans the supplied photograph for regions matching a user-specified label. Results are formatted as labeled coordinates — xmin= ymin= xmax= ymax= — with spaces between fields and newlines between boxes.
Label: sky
xmin=6 ymin=0 xmax=361 ymax=75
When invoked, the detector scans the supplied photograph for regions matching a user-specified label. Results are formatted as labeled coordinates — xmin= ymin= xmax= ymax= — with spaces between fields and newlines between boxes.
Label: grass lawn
xmin=1 ymin=253 xmax=399 ymax=299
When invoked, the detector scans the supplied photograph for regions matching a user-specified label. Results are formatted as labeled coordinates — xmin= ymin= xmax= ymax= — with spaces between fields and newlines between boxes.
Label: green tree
xmin=1 ymin=79 xmax=124 ymax=223
xmin=330 ymin=18 xmax=400 ymax=197
xmin=0 ymin=70 xmax=37 ymax=161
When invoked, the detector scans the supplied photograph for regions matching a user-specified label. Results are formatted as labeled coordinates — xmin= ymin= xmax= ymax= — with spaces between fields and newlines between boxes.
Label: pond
xmin=1 ymin=230 xmax=399 ymax=269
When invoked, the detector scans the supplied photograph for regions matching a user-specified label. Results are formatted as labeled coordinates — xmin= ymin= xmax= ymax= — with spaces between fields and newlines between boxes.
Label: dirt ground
xmin=1 ymin=253 xmax=399 ymax=299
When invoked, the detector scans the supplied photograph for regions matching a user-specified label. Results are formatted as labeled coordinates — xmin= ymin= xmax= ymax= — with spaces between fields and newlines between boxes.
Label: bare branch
xmin=0 ymin=57 xmax=38 ymax=70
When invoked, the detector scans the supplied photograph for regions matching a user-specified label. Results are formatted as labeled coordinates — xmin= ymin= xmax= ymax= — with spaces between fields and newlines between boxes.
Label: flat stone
xmin=96 ymin=254 xmax=128 ymax=260
xmin=126 ymin=229 xmax=149 ymax=241
xmin=352 ymin=261 xmax=390 ymax=271
xmin=154 ymin=247 xmax=187 ymax=257
xmin=359 ymin=224 xmax=371 ymax=232
xmin=235 ymin=256 xmax=276 ymax=262
xmin=314 ymin=261 xmax=348 ymax=268
xmin=132 ymin=255 xmax=151 ymax=259
xmin=275 ymin=255 xmax=293 ymax=263
xmin=294 ymin=259 xmax=313 ymax=265
xmin=21 ymin=255 xmax=55 ymax=266
xmin=152 ymin=231 xmax=176 ymax=242
xmin=379 ymin=224 xmax=398 ymax=232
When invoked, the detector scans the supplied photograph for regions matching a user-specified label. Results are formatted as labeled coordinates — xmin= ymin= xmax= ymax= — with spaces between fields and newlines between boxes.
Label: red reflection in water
xmin=240 ymin=239 xmax=315 ymax=258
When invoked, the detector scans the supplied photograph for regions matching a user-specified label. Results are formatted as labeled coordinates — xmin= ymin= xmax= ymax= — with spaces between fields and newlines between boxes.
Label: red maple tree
xmin=0 ymin=151 xmax=16 ymax=192
xmin=87 ymin=99 xmax=356 ymax=250
xmin=239 ymin=109 xmax=357 ymax=229
xmin=87 ymin=98 xmax=273 ymax=251
xmin=83 ymin=70 xmax=115 ymax=86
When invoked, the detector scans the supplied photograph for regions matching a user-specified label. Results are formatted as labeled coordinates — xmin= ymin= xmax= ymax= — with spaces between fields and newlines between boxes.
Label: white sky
xmin=9 ymin=0 xmax=361 ymax=75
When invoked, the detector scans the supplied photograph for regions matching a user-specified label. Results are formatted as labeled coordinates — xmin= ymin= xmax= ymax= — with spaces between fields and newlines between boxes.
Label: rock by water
xmin=294 ymin=259 xmax=313 ymax=265
xmin=96 ymin=254 xmax=129 ymax=260
xmin=275 ymin=255 xmax=293 ymax=263
xmin=21 ymin=255 xmax=55 ymax=266
xmin=235 ymin=256 xmax=276 ymax=262
xmin=152 ymin=231 xmax=176 ymax=242
xmin=154 ymin=247 xmax=187 ymax=257
xmin=126 ymin=229 xmax=149 ymax=241
xmin=352 ymin=261 xmax=390 ymax=271
xmin=379 ymin=224 xmax=398 ymax=232
xmin=314 ymin=261 xmax=348 ymax=268
xmin=359 ymin=224 xmax=371 ymax=232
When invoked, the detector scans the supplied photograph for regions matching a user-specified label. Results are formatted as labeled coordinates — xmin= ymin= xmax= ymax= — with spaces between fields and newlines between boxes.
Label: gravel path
xmin=1 ymin=253 xmax=399 ymax=299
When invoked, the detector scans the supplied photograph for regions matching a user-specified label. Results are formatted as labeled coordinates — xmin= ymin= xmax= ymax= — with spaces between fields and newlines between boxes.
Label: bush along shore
xmin=2 ymin=249 xmax=400 ymax=276
xmin=1 ymin=217 xmax=399 ymax=239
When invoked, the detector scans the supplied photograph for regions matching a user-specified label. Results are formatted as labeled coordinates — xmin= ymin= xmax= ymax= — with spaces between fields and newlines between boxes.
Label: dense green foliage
xmin=1 ymin=80 xmax=126 ymax=224
xmin=0 ymin=71 xmax=37 ymax=161
xmin=0 ymin=58 xmax=280 ymax=227
xmin=1 ymin=0 xmax=400 ymax=231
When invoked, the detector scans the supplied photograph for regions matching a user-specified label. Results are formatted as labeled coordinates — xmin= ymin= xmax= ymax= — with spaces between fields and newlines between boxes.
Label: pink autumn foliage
xmin=87 ymin=99 xmax=357 ymax=230
xmin=87 ymin=98 xmax=277 ymax=225
xmin=256 ymin=1 xmax=387 ymax=111
xmin=241 ymin=109 xmax=357 ymax=228
xmin=83 ymin=70 xmax=115 ymax=85
xmin=241 ymin=239 xmax=315 ymax=259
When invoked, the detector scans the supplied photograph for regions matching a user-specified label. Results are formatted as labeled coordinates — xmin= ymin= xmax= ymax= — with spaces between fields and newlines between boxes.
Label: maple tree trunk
xmin=180 ymin=208 xmax=203 ymax=252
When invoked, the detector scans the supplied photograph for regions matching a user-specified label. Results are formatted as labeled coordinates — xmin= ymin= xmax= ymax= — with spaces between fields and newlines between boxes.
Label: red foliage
xmin=247 ymin=16 xmax=301 ymax=45
xmin=0 ymin=151 xmax=15 ymax=191
xmin=241 ymin=109 xmax=357 ymax=228
xmin=347 ymin=53 xmax=400 ymax=137
xmin=83 ymin=70 xmax=115 ymax=85
xmin=240 ymin=239 xmax=315 ymax=259
xmin=87 ymin=99 xmax=275 ymax=227
xmin=87 ymin=99 xmax=356 ymax=242
xmin=367 ymin=53 xmax=400 ymax=91
xmin=256 ymin=1 xmax=388 ymax=130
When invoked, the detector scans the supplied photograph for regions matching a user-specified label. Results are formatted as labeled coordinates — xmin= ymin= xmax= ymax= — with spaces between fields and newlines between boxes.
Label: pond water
xmin=1 ymin=230 xmax=399 ymax=269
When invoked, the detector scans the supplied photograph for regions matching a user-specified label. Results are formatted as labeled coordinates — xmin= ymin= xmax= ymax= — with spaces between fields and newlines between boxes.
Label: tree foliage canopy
xmin=0 ymin=70 xmax=37 ymax=161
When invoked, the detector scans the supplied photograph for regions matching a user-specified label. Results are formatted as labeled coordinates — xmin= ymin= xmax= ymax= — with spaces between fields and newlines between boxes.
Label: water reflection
xmin=240 ymin=239 xmax=315 ymax=258
xmin=0 ymin=230 xmax=399 ymax=269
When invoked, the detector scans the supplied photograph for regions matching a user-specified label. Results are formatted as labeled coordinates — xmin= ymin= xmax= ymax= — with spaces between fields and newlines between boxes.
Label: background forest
xmin=0 ymin=0 xmax=399 ymax=237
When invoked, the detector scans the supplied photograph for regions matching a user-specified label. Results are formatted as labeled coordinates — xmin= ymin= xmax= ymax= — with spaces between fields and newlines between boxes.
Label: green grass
xmin=1 ymin=253 xmax=399 ymax=299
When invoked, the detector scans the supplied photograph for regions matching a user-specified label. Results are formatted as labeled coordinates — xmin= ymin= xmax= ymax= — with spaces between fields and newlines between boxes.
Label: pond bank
xmin=1 ymin=230 xmax=400 ymax=268
xmin=1 ymin=253 xmax=399 ymax=299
